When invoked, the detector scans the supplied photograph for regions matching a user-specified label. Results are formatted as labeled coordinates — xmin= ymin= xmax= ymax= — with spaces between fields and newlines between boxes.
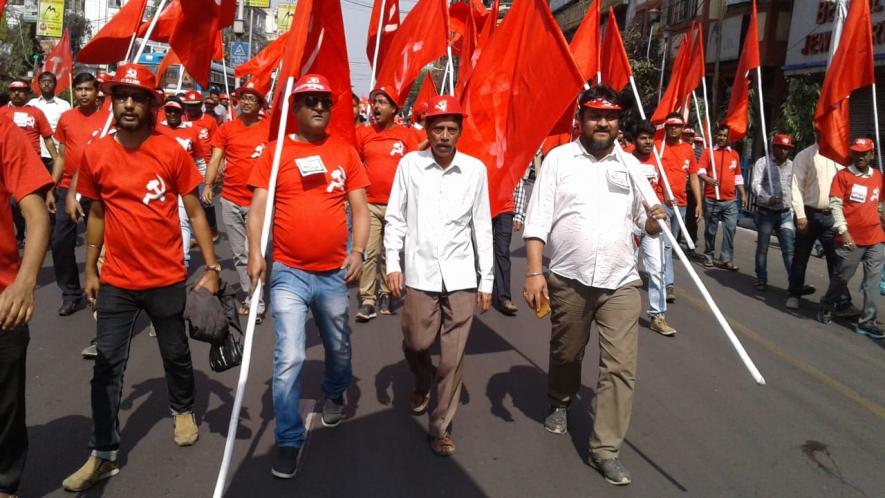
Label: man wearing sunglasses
xmin=203 ymin=82 xmax=269 ymax=321
xmin=62 ymin=64 xmax=221 ymax=492
xmin=246 ymin=74 xmax=370 ymax=479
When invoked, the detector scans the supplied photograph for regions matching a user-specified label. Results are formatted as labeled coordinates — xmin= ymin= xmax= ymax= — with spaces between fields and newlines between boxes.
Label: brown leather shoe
xmin=410 ymin=389 xmax=430 ymax=415
xmin=498 ymin=300 xmax=518 ymax=316
xmin=429 ymin=433 xmax=456 ymax=457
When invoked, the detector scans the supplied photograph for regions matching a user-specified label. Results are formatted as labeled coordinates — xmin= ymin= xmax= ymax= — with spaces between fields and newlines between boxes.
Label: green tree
xmin=772 ymin=76 xmax=820 ymax=151
xmin=0 ymin=15 xmax=40 ymax=86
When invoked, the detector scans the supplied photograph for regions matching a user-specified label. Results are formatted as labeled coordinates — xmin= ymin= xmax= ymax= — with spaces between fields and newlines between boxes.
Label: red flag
xmin=213 ymin=32 xmax=224 ymax=62
xmin=814 ymin=0 xmax=875 ymax=165
xmin=235 ymin=31 xmax=289 ymax=78
xmin=367 ymin=0 xmax=400 ymax=69
xmin=168 ymin=0 xmax=236 ymax=88
xmin=650 ymin=23 xmax=696 ymax=123
xmin=0 ymin=2 xmax=8 ymax=16
xmin=268 ymin=0 xmax=355 ymax=144
xmin=721 ymin=0 xmax=761 ymax=142
xmin=680 ymin=22 xmax=705 ymax=104
xmin=449 ymin=2 xmax=473 ymax=57
xmin=155 ymin=48 xmax=180 ymax=80
xmin=375 ymin=0 xmax=449 ymax=106
xmin=568 ymin=0 xmax=600 ymax=83
xmin=454 ymin=8 xmax=477 ymax=96
xmin=76 ymin=0 xmax=148 ymax=64
xmin=460 ymin=0 xmax=584 ymax=217
xmin=412 ymin=73 xmax=439 ymax=117
xmin=600 ymin=7 xmax=631 ymax=91
xmin=136 ymin=0 xmax=181 ymax=43
xmin=456 ymin=0 xmax=499 ymax=96
xmin=34 ymin=30 xmax=72 ymax=94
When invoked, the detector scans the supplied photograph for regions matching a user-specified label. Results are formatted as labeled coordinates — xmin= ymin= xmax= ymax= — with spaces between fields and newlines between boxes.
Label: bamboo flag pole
xmin=629 ymin=76 xmax=695 ymax=250
xmin=613 ymin=143 xmax=765 ymax=385
xmin=212 ymin=75 xmax=296 ymax=498
xmin=368 ymin=0 xmax=388 ymax=92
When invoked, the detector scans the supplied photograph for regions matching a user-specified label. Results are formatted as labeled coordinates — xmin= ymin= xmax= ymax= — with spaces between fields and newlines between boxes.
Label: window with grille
xmin=666 ymin=0 xmax=700 ymax=25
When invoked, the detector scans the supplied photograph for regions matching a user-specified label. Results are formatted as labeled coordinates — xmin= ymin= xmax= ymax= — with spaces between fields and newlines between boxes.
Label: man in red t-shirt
xmin=203 ymin=83 xmax=269 ymax=319
xmin=698 ymin=124 xmax=748 ymax=270
xmin=182 ymin=90 xmax=219 ymax=238
xmin=246 ymin=74 xmax=370 ymax=479
xmin=354 ymin=86 xmax=419 ymax=320
xmin=62 ymin=65 xmax=221 ymax=493
xmin=0 ymin=115 xmax=52 ymax=498
xmin=48 ymin=73 xmax=108 ymax=317
xmin=817 ymin=137 xmax=885 ymax=339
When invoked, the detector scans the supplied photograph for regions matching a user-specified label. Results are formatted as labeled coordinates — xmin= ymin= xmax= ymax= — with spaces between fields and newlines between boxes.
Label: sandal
xmin=703 ymin=260 xmax=715 ymax=268
xmin=719 ymin=261 xmax=739 ymax=271
xmin=238 ymin=304 xmax=250 ymax=316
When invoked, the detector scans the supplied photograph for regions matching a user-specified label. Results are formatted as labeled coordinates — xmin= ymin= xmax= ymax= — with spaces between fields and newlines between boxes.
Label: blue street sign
xmin=230 ymin=41 xmax=249 ymax=66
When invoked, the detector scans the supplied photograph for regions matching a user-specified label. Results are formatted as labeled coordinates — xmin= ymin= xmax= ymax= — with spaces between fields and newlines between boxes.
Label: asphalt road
xmin=16 ymin=208 xmax=885 ymax=498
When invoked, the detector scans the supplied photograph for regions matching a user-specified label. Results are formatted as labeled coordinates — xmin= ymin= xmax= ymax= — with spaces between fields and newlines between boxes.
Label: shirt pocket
xmin=443 ymin=184 xmax=474 ymax=225
xmin=606 ymin=169 xmax=631 ymax=195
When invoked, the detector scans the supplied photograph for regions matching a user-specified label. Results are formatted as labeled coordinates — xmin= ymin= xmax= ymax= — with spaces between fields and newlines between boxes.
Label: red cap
xmin=424 ymin=95 xmax=464 ymax=118
xmin=234 ymin=81 xmax=265 ymax=103
xmin=682 ymin=128 xmax=696 ymax=135
xmin=849 ymin=137 xmax=875 ymax=153
xmin=583 ymin=98 xmax=622 ymax=111
xmin=8 ymin=81 xmax=29 ymax=90
xmin=100 ymin=64 xmax=162 ymax=105
xmin=693 ymin=136 xmax=705 ymax=144
xmin=664 ymin=116 xmax=686 ymax=126
xmin=772 ymin=134 xmax=795 ymax=149
xmin=219 ymin=93 xmax=229 ymax=100
xmin=164 ymin=100 xmax=183 ymax=110
xmin=182 ymin=90 xmax=202 ymax=104
xmin=369 ymin=86 xmax=401 ymax=108
xmin=292 ymin=74 xmax=333 ymax=95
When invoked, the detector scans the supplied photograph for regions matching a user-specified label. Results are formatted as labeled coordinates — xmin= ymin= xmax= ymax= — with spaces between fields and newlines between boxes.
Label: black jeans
xmin=492 ymin=213 xmax=514 ymax=308
xmin=788 ymin=208 xmax=850 ymax=304
xmin=684 ymin=187 xmax=699 ymax=249
xmin=0 ymin=326 xmax=29 ymax=494
xmin=90 ymin=283 xmax=194 ymax=459
xmin=51 ymin=187 xmax=90 ymax=304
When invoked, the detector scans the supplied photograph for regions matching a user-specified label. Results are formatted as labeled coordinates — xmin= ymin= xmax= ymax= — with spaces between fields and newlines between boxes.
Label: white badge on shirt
xmin=12 ymin=111 xmax=35 ymax=128
xmin=606 ymin=169 xmax=631 ymax=193
xmin=849 ymin=184 xmax=867 ymax=203
xmin=295 ymin=155 xmax=327 ymax=177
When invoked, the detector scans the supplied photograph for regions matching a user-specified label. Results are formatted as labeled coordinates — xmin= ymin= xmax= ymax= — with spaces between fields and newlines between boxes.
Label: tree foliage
xmin=772 ymin=75 xmax=820 ymax=151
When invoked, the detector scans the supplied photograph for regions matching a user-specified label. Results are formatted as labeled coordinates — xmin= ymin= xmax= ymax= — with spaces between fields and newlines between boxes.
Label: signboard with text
xmin=230 ymin=41 xmax=250 ymax=67
xmin=36 ymin=0 xmax=64 ymax=38
xmin=277 ymin=3 xmax=296 ymax=33
xmin=785 ymin=0 xmax=885 ymax=72
xmin=246 ymin=0 xmax=271 ymax=7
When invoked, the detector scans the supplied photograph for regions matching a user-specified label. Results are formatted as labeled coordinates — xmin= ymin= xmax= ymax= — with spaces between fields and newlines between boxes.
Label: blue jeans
xmin=639 ymin=232 xmax=666 ymax=316
xmin=753 ymin=207 xmax=795 ymax=283
xmin=271 ymin=262 xmax=352 ymax=448
xmin=703 ymin=199 xmax=739 ymax=263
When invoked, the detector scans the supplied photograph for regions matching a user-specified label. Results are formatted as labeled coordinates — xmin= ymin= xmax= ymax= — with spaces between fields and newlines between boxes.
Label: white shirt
xmin=384 ymin=149 xmax=494 ymax=294
xmin=790 ymin=143 xmax=846 ymax=218
xmin=751 ymin=155 xmax=793 ymax=210
xmin=523 ymin=140 xmax=660 ymax=290
xmin=28 ymin=95 xmax=70 ymax=158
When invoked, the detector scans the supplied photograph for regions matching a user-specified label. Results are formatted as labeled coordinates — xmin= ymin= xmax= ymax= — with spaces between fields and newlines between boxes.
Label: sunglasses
xmin=112 ymin=91 xmax=152 ymax=104
xmin=302 ymin=95 xmax=333 ymax=110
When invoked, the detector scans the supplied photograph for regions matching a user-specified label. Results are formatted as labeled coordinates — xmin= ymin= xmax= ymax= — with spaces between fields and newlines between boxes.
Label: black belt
xmin=805 ymin=205 xmax=832 ymax=215
xmin=755 ymin=206 xmax=790 ymax=214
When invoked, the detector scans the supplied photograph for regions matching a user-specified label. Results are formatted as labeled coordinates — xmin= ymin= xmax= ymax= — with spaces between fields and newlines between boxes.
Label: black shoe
xmin=817 ymin=308 xmax=832 ymax=324
xmin=378 ymin=295 xmax=393 ymax=315
xmin=355 ymin=303 xmax=377 ymax=322
xmin=271 ymin=446 xmax=300 ymax=479
xmin=801 ymin=285 xmax=816 ymax=296
xmin=321 ymin=396 xmax=345 ymax=427
xmin=59 ymin=299 xmax=87 ymax=316
xmin=754 ymin=280 xmax=767 ymax=291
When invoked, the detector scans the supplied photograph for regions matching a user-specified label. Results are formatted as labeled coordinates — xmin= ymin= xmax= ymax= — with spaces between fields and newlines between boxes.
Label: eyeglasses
xmin=112 ymin=91 xmax=151 ymax=104
xmin=238 ymin=94 xmax=259 ymax=103
xmin=302 ymin=95 xmax=333 ymax=110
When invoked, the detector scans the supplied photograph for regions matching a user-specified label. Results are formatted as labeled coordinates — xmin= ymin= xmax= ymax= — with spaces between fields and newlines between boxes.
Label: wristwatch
xmin=351 ymin=248 xmax=367 ymax=262
xmin=205 ymin=263 xmax=222 ymax=273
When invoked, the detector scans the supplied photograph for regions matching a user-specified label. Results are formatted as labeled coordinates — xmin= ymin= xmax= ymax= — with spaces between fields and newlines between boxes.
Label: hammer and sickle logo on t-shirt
xmin=390 ymin=141 xmax=405 ymax=157
xmin=142 ymin=174 xmax=167 ymax=205
xmin=872 ymin=188 xmax=881 ymax=203
xmin=729 ymin=160 xmax=737 ymax=170
xmin=682 ymin=160 xmax=689 ymax=171
xmin=251 ymin=144 xmax=265 ymax=159
xmin=326 ymin=166 xmax=347 ymax=193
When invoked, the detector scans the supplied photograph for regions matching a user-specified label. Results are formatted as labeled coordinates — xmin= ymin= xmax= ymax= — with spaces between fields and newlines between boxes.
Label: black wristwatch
xmin=351 ymin=248 xmax=367 ymax=262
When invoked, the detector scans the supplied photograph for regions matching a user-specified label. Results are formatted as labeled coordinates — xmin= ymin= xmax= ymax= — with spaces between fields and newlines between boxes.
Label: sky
xmin=271 ymin=0 xmax=419 ymax=97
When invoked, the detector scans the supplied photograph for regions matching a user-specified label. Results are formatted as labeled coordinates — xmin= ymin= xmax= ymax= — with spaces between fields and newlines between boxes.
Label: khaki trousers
xmin=547 ymin=272 xmax=640 ymax=461
xmin=359 ymin=203 xmax=390 ymax=304
xmin=402 ymin=287 xmax=475 ymax=437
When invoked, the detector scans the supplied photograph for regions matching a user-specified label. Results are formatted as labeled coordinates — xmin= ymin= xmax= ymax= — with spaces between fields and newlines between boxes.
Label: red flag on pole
xmin=168 ymin=0 xmax=236 ymax=88
xmin=235 ymin=31 xmax=289 ymax=79
xmin=454 ymin=8 xmax=477 ymax=96
xmin=412 ymin=73 xmax=439 ymax=117
xmin=721 ymin=0 xmax=761 ymax=142
xmin=459 ymin=0 xmax=585 ymax=217
xmin=34 ymin=30 xmax=72 ymax=94
xmin=375 ymin=0 xmax=449 ymax=107
xmin=650 ymin=23 xmax=696 ymax=123
xmin=456 ymin=0 xmax=499 ymax=97
xmin=136 ymin=0 xmax=181 ymax=43
xmin=568 ymin=0 xmax=600 ymax=83
xmin=367 ymin=0 xmax=400 ymax=69
xmin=155 ymin=49 xmax=179 ymax=80
xmin=268 ymin=0 xmax=354 ymax=144
xmin=600 ymin=7 xmax=631 ymax=91
xmin=0 ymin=2 xmax=8 ymax=16
xmin=814 ymin=0 xmax=875 ymax=165
xmin=76 ymin=0 xmax=148 ymax=63
xmin=680 ymin=22 xmax=705 ymax=103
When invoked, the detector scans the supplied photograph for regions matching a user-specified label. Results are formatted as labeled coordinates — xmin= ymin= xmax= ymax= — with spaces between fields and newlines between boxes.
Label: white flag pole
xmin=368 ymin=0 xmax=388 ymax=93
xmin=212 ymin=75 xmax=296 ymax=498
xmin=629 ymin=75 xmax=694 ymax=250
xmin=754 ymin=67 xmax=772 ymax=192
xmin=439 ymin=61 xmax=450 ymax=95
xmin=695 ymin=83 xmax=721 ymax=200
xmin=613 ymin=143 xmax=766 ymax=385
xmin=221 ymin=54 xmax=234 ymax=122
xmin=446 ymin=45 xmax=455 ymax=97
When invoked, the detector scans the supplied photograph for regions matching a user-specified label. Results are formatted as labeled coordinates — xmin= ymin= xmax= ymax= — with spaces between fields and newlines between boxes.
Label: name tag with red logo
xmin=849 ymin=184 xmax=868 ymax=203
xmin=295 ymin=155 xmax=327 ymax=177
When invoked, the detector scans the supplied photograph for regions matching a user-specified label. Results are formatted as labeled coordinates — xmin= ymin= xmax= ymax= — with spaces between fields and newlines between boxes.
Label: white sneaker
xmin=785 ymin=296 xmax=800 ymax=310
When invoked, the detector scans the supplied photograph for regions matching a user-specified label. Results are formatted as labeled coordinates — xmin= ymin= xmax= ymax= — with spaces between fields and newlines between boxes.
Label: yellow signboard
xmin=37 ymin=0 xmax=64 ymax=38
xmin=277 ymin=3 xmax=297 ymax=33
xmin=245 ymin=0 xmax=270 ymax=7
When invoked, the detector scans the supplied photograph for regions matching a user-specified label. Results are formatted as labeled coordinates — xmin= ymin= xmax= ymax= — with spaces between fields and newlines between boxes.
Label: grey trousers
xmin=221 ymin=198 xmax=265 ymax=313
xmin=820 ymin=243 xmax=885 ymax=327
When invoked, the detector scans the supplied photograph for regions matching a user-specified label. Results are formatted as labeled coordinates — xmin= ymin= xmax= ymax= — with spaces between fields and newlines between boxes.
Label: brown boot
xmin=62 ymin=455 xmax=120 ymax=492
xmin=174 ymin=413 xmax=199 ymax=446
xmin=429 ymin=432 xmax=456 ymax=457
xmin=649 ymin=315 xmax=677 ymax=336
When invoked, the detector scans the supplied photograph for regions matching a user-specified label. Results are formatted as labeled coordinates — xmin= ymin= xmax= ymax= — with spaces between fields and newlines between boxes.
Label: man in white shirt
xmin=787 ymin=131 xmax=855 ymax=312
xmin=28 ymin=71 xmax=71 ymax=168
xmin=385 ymin=95 xmax=493 ymax=458
xmin=522 ymin=85 xmax=666 ymax=487
xmin=751 ymin=133 xmax=796 ymax=291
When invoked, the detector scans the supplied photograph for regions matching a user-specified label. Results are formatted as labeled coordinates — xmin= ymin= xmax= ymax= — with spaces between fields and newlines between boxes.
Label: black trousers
xmin=90 ymin=283 xmax=194 ymax=458
xmin=492 ymin=213 xmax=514 ymax=308
xmin=683 ymin=187 xmax=699 ymax=248
xmin=51 ymin=187 xmax=90 ymax=304
xmin=0 ymin=326 xmax=29 ymax=494
xmin=788 ymin=208 xmax=850 ymax=304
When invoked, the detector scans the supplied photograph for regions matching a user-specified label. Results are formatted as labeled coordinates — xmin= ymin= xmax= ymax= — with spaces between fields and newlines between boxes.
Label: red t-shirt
xmin=634 ymin=152 xmax=666 ymax=203
xmin=830 ymin=167 xmax=885 ymax=246
xmin=355 ymin=124 xmax=419 ymax=204
xmin=658 ymin=141 xmax=699 ymax=206
xmin=158 ymin=121 xmax=205 ymax=164
xmin=699 ymin=146 xmax=742 ymax=201
xmin=248 ymin=134 xmax=370 ymax=272
xmin=211 ymin=117 xmax=270 ymax=207
xmin=77 ymin=132 xmax=203 ymax=290
xmin=0 ymin=105 xmax=53 ymax=156
xmin=185 ymin=113 xmax=219 ymax=163
xmin=0 ymin=117 xmax=53 ymax=291
xmin=54 ymin=107 xmax=110 ymax=189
